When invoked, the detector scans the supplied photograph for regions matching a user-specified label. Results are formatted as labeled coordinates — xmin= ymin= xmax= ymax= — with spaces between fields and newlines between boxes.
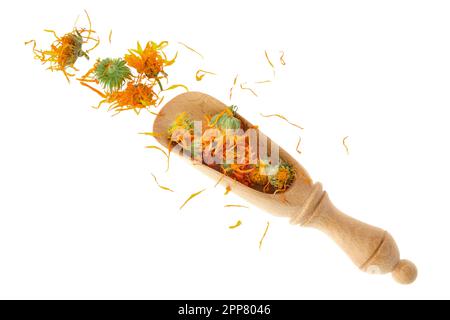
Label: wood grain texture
xmin=153 ymin=92 xmax=417 ymax=284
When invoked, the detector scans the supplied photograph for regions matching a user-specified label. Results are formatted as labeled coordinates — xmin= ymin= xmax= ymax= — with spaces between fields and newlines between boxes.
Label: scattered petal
xmin=229 ymin=74 xmax=239 ymax=100
xmin=259 ymin=222 xmax=270 ymax=249
xmin=195 ymin=69 xmax=216 ymax=81
xmin=229 ymin=220 xmax=242 ymax=229
xmin=139 ymin=132 xmax=161 ymax=137
xmin=260 ymin=113 xmax=303 ymax=130
xmin=240 ymin=83 xmax=258 ymax=97
xmin=224 ymin=204 xmax=249 ymax=209
xmin=162 ymin=84 xmax=189 ymax=92
xmin=343 ymin=136 xmax=350 ymax=155
xmin=146 ymin=145 xmax=170 ymax=171
xmin=151 ymin=173 xmax=174 ymax=192
xmin=265 ymin=50 xmax=275 ymax=69
xmin=233 ymin=74 xmax=239 ymax=86
xmin=178 ymin=42 xmax=204 ymax=59
xmin=179 ymin=189 xmax=206 ymax=210
xmin=215 ymin=173 xmax=226 ymax=187
xmin=296 ymin=137 xmax=302 ymax=154
xmin=279 ymin=51 xmax=286 ymax=65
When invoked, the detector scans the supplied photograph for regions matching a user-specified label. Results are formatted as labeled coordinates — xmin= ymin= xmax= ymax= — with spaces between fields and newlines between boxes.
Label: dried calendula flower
xmin=210 ymin=106 xmax=241 ymax=130
xmin=80 ymin=78 xmax=158 ymax=114
xmin=249 ymin=163 xmax=269 ymax=186
xmin=167 ymin=112 xmax=203 ymax=159
xmin=269 ymin=162 xmax=295 ymax=191
xmin=168 ymin=112 xmax=194 ymax=139
xmin=124 ymin=41 xmax=176 ymax=82
xmin=26 ymin=10 xmax=99 ymax=82
xmin=168 ymin=108 xmax=297 ymax=194
xmin=106 ymin=82 xmax=157 ymax=113
xmin=94 ymin=58 xmax=132 ymax=92
xmin=79 ymin=39 xmax=186 ymax=114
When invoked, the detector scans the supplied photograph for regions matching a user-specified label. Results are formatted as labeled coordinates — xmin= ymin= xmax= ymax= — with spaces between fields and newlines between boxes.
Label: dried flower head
xmin=124 ymin=41 xmax=176 ymax=80
xmin=25 ymin=10 xmax=99 ymax=82
xmin=168 ymin=112 xmax=194 ymax=138
xmin=209 ymin=106 xmax=241 ymax=130
xmin=94 ymin=58 xmax=131 ymax=92
xmin=269 ymin=162 xmax=295 ymax=190
xmin=249 ymin=164 xmax=269 ymax=186
xmin=106 ymin=82 xmax=157 ymax=113
xmin=78 ymin=39 xmax=185 ymax=114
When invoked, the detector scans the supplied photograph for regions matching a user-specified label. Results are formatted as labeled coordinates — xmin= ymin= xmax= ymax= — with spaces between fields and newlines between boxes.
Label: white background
xmin=0 ymin=0 xmax=449 ymax=299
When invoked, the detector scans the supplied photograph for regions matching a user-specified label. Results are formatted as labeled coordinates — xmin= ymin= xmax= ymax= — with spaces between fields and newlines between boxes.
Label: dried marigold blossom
xmin=240 ymin=83 xmax=258 ymax=97
xmin=268 ymin=162 xmax=295 ymax=191
xmin=249 ymin=163 xmax=269 ymax=186
xmin=166 ymin=108 xmax=297 ymax=194
xmin=168 ymin=112 xmax=194 ymax=138
xmin=124 ymin=41 xmax=176 ymax=81
xmin=25 ymin=10 xmax=99 ymax=82
xmin=209 ymin=106 xmax=241 ymax=130
xmin=94 ymin=58 xmax=131 ymax=92
xmin=106 ymin=82 xmax=157 ymax=113
xmin=78 ymin=40 xmax=185 ymax=114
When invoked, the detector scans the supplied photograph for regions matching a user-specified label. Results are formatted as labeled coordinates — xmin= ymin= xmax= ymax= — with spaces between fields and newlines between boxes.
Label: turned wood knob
xmin=154 ymin=92 xmax=417 ymax=284
xmin=291 ymin=183 xmax=417 ymax=284
xmin=392 ymin=260 xmax=417 ymax=284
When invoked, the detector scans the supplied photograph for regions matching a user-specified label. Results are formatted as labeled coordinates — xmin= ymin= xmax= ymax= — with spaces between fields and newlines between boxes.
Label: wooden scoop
xmin=153 ymin=92 xmax=417 ymax=284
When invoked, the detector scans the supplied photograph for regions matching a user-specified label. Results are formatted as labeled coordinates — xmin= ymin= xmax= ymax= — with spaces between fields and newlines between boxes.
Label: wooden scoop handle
xmin=153 ymin=92 xmax=416 ymax=284
xmin=290 ymin=183 xmax=417 ymax=284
